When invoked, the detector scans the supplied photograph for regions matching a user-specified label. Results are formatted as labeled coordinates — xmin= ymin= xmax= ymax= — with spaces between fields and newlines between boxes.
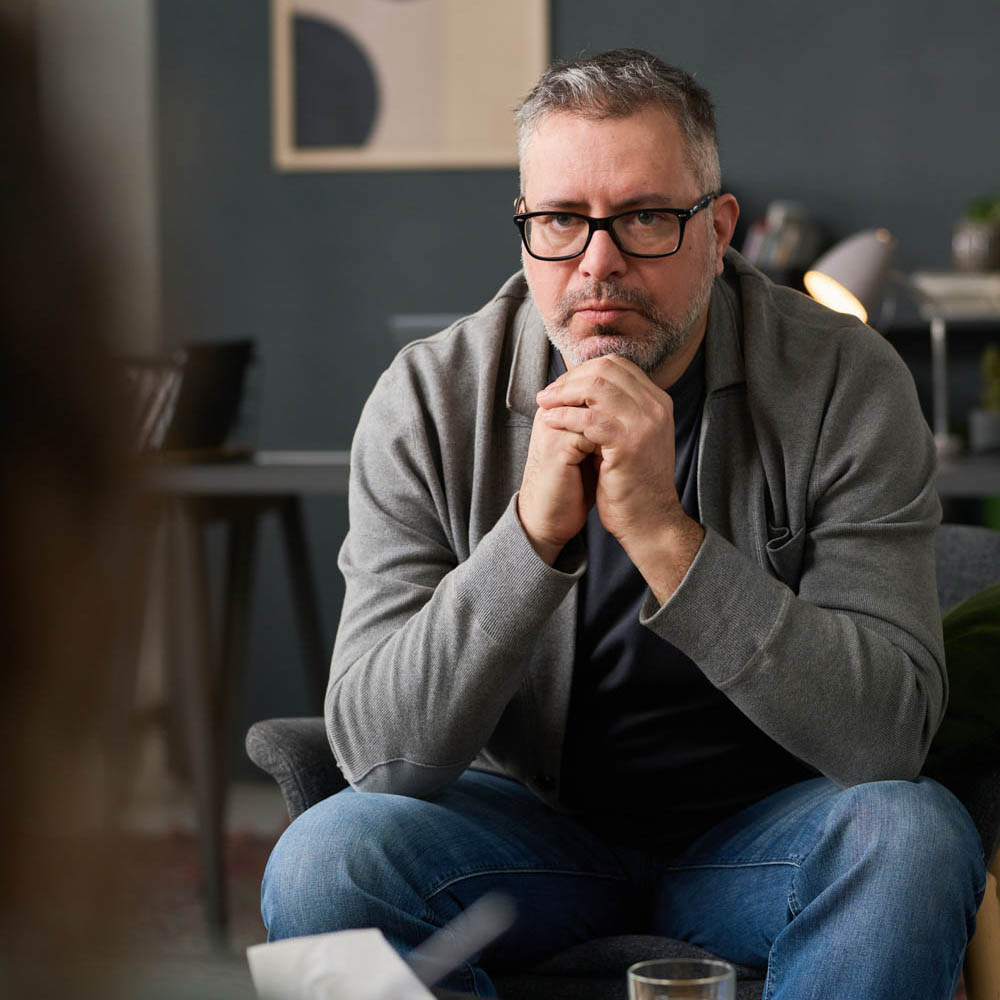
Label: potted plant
xmin=969 ymin=343 xmax=1000 ymax=452
xmin=953 ymin=195 xmax=1000 ymax=272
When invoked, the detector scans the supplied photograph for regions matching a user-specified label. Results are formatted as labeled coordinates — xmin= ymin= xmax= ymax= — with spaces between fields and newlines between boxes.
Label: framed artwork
xmin=271 ymin=0 xmax=549 ymax=170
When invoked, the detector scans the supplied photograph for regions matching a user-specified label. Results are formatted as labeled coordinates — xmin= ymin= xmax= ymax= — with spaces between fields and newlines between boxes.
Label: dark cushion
xmin=924 ymin=581 xmax=1000 ymax=862
xmin=495 ymin=936 xmax=763 ymax=1000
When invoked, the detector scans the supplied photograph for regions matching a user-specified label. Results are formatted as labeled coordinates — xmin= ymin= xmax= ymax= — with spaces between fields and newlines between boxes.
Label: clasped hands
xmin=517 ymin=354 xmax=704 ymax=604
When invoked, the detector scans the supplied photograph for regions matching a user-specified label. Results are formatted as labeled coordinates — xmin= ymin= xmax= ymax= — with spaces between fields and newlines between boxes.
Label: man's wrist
xmin=624 ymin=512 xmax=705 ymax=605
xmin=515 ymin=494 xmax=566 ymax=567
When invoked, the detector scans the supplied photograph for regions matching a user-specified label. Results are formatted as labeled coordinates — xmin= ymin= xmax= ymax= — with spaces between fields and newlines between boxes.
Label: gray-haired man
xmin=263 ymin=50 xmax=984 ymax=998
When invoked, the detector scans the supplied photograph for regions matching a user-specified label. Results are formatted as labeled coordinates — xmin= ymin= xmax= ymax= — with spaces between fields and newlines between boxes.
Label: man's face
xmin=519 ymin=107 xmax=733 ymax=381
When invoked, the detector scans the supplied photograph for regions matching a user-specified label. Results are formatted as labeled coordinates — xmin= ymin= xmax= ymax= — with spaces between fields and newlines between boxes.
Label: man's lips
xmin=572 ymin=303 xmax=635 ymax=324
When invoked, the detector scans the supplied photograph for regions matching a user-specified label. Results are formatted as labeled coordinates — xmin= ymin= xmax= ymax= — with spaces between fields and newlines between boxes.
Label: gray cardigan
xmin=327 ymin=250 xmax=945 ymax=806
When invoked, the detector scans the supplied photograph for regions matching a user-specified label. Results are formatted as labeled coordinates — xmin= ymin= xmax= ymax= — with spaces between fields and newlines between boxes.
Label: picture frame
xmin=271 ymin=0 xmax=549 ymax=170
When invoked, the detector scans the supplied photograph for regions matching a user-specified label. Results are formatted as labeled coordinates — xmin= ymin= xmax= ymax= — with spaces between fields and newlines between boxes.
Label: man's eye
xmin=634 ymin=210 xmax=663 ymax=226
xmin=545 ymin=213 xmax=579 ymax=229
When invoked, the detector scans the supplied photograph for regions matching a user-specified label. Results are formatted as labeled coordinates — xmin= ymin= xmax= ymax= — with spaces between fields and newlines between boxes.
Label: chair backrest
xmin=930 ymin=522 xmax=1000 ymax=864
xmin=935 ymin=522 xmax=1000 ymax=612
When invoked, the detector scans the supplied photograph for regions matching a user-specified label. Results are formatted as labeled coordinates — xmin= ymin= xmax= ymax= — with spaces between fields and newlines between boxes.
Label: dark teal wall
xmin=555 ymin=1 xmax=1000 ymax=260
xmin=155 ymin=1 xmax=1000 ymax=770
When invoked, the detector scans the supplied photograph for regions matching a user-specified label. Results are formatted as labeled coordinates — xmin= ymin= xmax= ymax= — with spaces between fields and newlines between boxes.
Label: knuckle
xmin=650 ymin=393 xmax=670 ymax=421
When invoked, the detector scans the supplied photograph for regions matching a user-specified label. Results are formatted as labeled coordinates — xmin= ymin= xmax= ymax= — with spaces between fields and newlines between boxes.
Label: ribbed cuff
xmin=466 ymin=494 xmax=584 ymax=642
xmin=640 ymin=526 xmax=791 ymax=687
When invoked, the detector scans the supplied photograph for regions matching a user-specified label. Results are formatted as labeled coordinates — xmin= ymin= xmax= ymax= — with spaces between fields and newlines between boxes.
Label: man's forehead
xmin=518 ymin=107 xmax=694 ymax=202
xmin=521 ymin=105 xmax=681 ymax=151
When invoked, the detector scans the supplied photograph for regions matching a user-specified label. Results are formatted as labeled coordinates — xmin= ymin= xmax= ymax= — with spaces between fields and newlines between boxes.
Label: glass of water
xmin=627 ymin=958 xmax=736 ymax=1000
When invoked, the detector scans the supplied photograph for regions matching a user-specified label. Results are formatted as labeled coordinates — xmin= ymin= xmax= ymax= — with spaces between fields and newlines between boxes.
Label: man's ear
xmin=711 ymin=193 xmax=740 ymax=273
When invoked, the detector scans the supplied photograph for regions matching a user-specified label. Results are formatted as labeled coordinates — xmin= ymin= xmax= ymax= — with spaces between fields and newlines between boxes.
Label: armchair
xmin=247 ymin=523 xmax=1000 ymax=1000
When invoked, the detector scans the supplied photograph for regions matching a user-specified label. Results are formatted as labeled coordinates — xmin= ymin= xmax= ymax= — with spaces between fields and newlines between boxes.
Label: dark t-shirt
xmin=554 ymin=345 xmax=816 ymax=854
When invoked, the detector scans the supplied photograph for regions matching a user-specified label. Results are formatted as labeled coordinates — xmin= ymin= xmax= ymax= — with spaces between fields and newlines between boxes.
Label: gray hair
xmin=514 ymin=49 xmax=721 ymax=193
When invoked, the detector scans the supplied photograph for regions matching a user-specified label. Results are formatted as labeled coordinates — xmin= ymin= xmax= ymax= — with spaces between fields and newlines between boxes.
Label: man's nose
xmin=578 ymin=228 xmax=627 ymax=280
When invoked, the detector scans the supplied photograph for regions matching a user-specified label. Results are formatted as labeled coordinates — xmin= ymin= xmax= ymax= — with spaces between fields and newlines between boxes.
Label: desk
xmin=936 ymin=452 xmax=1000 ymax=499
xmin=146 ymin=450 xmax=349 ymax=942
xmin=910 ymin=271 xmax=1000 ymax=456
xmin=149 ymin=449 xmax=350 ymax=495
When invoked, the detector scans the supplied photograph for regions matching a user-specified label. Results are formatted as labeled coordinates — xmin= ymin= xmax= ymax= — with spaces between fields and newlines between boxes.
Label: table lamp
xmin=803 ymin=228 xmax=896 ymax=324
xmin=805 ymin=229 xmax=966 ymax=458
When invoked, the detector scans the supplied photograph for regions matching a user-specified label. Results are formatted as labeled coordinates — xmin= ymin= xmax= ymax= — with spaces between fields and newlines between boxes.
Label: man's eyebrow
xmin=530 ymin=193 xmax=681 ymax=212
xmin=529 ymin=198 xmax=588 ymax=212
xmin=614 ymin=193 xmax=679 ymax=209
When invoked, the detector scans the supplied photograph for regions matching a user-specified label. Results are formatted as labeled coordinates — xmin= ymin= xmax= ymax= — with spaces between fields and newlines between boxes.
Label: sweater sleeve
xmin=325 ymin=361 xmax=582 ymax=797
xmin=640 ymin=332 xmax=945 ymax=787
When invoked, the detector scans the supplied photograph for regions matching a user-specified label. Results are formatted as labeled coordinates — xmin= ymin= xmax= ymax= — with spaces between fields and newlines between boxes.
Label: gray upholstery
xmin=246 ymin=522 xmax=1000 ymax=1000
xmin=245 ymin=717 xmax=347 ymax=818
xmin=935 ymin=522 xmax=1000 ymax=612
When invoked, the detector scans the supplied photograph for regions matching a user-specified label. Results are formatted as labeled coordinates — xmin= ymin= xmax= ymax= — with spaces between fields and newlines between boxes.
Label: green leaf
xmin=925 ymin=582 xmax=1000 ymax=776
xmin=967 ymin=195 xmax=1000 ymax=222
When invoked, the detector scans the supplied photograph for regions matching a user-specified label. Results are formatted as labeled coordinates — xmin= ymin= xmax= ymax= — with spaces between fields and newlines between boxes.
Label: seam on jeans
xmin=783 ymin=816 xmax=829 ymax=920
xmin=776 ymin=858 xmax=808 ymax=999
xmin=424 ymin=865 xmax=629 ymax=899
xmin=659 ymin=859 xmax=803 ymax=874
xmin=761 ymin=885 xmax=793 ymax=1000
xmin=762 ymin=953 xmax=777 ymax=1000
xmin=460 ymin=959 xmax=480 ymax=997
xmin=948 ymin=946 xmax=966 ymax=999
xmin=786 ymin=867 xmax=803 ymax=919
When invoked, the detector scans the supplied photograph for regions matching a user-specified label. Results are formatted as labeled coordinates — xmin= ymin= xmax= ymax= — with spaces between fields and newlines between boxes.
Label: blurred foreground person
xmin=0 ymin=8 xmax=143 ymax=997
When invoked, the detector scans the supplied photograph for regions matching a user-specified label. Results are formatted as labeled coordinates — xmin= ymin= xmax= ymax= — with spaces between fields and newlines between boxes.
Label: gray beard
xmin=545 ymin=270 xmax=714 ymax=375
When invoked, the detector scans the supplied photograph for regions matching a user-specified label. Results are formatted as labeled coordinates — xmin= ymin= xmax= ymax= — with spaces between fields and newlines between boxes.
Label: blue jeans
xmin=262 ymin=772 xmax=986 ymax=998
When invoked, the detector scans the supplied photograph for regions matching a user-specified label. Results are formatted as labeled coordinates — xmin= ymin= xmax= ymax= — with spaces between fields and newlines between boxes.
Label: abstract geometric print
xmin=272 ymin=0 xmax=549 ymax=169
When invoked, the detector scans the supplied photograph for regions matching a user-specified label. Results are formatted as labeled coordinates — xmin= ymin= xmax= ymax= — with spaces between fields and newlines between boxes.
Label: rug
xmin=117 ymin=830 xmax=272 ymax=954
xmin=111 ymin=830 xmax=275 ymax=998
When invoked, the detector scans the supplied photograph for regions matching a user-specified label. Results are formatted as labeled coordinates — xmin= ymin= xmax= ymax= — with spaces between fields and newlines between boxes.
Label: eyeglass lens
xmin=524 ymin=210 xmax=682 ymax=259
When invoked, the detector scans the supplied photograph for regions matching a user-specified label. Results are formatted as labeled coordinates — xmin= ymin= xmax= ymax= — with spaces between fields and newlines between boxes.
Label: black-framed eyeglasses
xmin=513 ymin=193 xmax=717 ymax=261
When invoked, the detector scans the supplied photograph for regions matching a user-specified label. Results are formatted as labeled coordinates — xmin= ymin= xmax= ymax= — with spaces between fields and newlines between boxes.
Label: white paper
xmin=247 ymin=928 xmax=436 ymax=1000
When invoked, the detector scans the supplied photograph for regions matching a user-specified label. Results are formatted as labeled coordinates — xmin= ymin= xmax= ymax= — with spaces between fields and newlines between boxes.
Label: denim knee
xmin=261 ymin=788 xmax=431 ymax=942
xmin=826 ymin=778 xmax=980 ymax=863
xmin=796 ymin=777 xmax=985 ymax=923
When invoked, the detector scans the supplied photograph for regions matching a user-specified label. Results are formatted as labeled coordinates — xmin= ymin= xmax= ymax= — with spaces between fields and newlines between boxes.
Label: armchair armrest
xmin=246 ymin=716 xmax=348 ymax=820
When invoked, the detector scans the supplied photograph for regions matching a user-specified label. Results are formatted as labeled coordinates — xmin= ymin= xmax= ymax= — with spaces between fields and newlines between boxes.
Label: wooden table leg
xmin=214 ymin=505 xmax=259 ymax=803
xmin=279 ymin=496 xmax=329 ymax=706
xmin=167 ymin=500 xmax=228 ymax=945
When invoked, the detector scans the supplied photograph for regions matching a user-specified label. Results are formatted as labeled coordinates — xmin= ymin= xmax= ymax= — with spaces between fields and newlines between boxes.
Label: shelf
xmin=936 ymin=451 xmax=1000 ymax=498
xmin=911 ymin=272 xmax=1000 ymax=320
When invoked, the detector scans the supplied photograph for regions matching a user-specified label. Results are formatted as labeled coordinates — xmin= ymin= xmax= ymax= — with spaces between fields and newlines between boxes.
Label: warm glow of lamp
xmin=804 ymin=228 xmax=896 ymax=326
xmin=802 ymin=270 xmax=869 ymax=321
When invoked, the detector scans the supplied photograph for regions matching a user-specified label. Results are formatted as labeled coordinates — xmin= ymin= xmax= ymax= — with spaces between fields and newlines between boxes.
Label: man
xmin=263 ymin=50 xmax=985 ymax=998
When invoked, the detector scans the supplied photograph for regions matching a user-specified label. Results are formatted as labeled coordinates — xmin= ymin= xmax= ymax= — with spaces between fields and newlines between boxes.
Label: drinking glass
xmin=627 ymin=958 xmax=736 ymax=1000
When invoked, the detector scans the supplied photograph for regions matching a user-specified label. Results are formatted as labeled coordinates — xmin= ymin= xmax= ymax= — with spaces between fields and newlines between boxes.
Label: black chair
xmin=247 ymin=523 xmax=1000 ymax=1000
